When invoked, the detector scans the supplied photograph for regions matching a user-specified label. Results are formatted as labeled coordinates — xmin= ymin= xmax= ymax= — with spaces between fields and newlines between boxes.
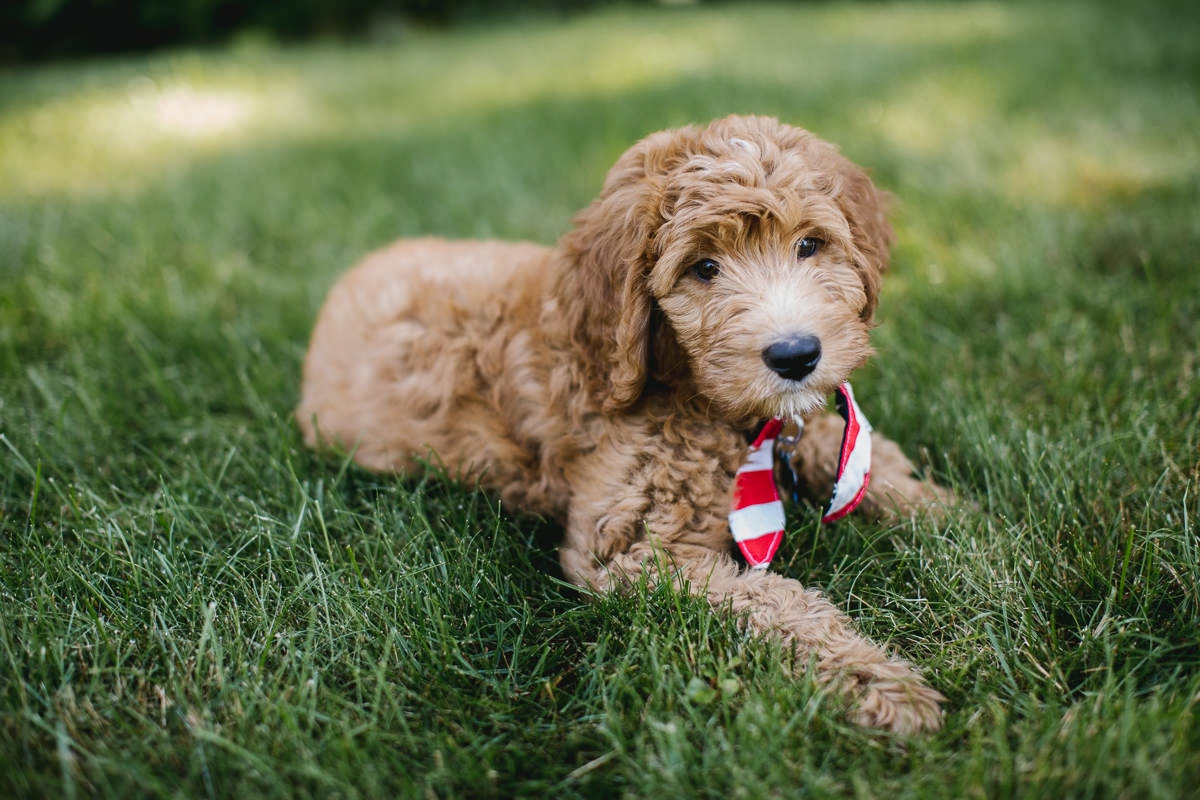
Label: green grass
xmin=2 ymin=1 xmax=1199 ymax=796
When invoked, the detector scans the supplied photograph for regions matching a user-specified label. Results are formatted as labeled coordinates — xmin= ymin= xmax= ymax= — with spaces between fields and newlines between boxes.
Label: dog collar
xmin=729 ymin=382 xmax=873 ymax=569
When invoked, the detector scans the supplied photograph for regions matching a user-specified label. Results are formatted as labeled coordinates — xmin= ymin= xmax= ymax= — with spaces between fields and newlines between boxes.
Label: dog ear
xmin=833 ymin=159 xmax=894 ymax=322
xmin=555 ymin=129 xmax=693 ymax=411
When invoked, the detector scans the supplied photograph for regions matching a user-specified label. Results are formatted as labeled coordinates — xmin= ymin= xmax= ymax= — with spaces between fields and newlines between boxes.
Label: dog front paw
xmin=814 ymin=635 xmax=945 ymax=734
xmin=848 ymin=668 xmax=946 ymax=734
xmin=858 ymin=433 xmax=960 ymax=522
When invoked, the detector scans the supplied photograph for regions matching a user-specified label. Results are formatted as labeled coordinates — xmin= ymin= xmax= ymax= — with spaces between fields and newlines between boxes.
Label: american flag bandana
xmin=729 ymin=382 xmax=873 ymax=569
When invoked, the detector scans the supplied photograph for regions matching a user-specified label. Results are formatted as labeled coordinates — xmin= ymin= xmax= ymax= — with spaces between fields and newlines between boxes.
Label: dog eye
xmin=796 ymin=237 xmax=823 ymax=260
xmin=690 ymin=258 xmax=721 ymax=282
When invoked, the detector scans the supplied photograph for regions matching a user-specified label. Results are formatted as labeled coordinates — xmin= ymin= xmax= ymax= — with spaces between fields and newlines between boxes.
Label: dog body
xmin=297 ymin=116 xmax=947 ymax=733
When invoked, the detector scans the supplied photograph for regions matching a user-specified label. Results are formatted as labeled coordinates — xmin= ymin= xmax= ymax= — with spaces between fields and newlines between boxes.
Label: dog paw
xmin=852 ymin=679 xmax=945 ymax=734
xmin=864 ymin=474 xmax=958 ymax=522
xmin=815 ymin=638 xmax=945 ymax=734
xmin=860 ymin=434 xmax=960 ymax=522
xmin=847 ymin=666 xmax=946 ymax=734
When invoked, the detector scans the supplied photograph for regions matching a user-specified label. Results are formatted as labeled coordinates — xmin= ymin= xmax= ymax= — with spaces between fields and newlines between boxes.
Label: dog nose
xmin=762 ymin=335 xmax=822 ymax=381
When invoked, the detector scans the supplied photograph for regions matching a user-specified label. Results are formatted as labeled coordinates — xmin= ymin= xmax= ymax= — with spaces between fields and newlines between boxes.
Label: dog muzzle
xmin=729 ymin=382 xmax=873 ymax=569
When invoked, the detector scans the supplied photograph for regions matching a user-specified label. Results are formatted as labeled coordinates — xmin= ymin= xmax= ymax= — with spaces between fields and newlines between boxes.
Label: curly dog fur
xmin=297 ymin=115 xmax=949 ymax=733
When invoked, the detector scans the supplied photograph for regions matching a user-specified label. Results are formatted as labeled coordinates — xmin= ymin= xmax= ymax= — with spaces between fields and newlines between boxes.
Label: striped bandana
xmin=729 ymin=382 xmax=873 ymax=569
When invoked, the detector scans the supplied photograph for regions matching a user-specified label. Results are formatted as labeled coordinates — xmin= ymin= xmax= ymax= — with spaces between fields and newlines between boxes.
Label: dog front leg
xmin=788 ymin=412 xmax=956 ymax=520
xmin=569 ymin=539 xmax=944 ymax=735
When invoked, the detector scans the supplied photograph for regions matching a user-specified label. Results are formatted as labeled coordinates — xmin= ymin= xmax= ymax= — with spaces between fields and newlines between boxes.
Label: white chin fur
xmin=771 ymin=390 xmax=826 ymax=420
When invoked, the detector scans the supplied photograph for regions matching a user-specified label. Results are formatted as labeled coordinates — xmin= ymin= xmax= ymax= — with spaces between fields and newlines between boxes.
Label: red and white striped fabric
xmin=730 ymin=382 xmax=872 ymax=569
xmin=729 ymin=417 xmax=788 ymax=569
xmin=822 ymin=382 xmax=872 ymax=524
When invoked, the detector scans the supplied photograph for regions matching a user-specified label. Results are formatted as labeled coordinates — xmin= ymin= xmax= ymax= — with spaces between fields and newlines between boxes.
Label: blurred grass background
xmin=2 ymin=0 xmax=1199 ymax=797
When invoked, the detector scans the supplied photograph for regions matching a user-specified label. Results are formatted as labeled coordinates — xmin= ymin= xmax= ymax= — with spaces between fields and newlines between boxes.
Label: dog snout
xmin=762 ymin=335 xmax=822 ymax=381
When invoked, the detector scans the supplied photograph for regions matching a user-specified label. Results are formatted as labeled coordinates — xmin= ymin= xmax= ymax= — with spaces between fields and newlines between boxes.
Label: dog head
xmin=558 ymin=115 xmax=892 ymax=420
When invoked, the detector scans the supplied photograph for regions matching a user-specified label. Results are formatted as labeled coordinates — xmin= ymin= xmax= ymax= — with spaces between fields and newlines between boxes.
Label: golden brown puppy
xmin=297 ymin=115 xmax=950 ymax=733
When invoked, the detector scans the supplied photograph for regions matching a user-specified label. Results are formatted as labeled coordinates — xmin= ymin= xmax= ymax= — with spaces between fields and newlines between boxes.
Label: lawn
xmin=2 ymin=0 xmax=1198 ymax=796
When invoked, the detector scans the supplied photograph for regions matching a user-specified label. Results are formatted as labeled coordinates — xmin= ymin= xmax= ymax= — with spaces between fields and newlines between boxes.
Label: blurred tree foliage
xmin=0 ymin=0 xmax=658 ymax=62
